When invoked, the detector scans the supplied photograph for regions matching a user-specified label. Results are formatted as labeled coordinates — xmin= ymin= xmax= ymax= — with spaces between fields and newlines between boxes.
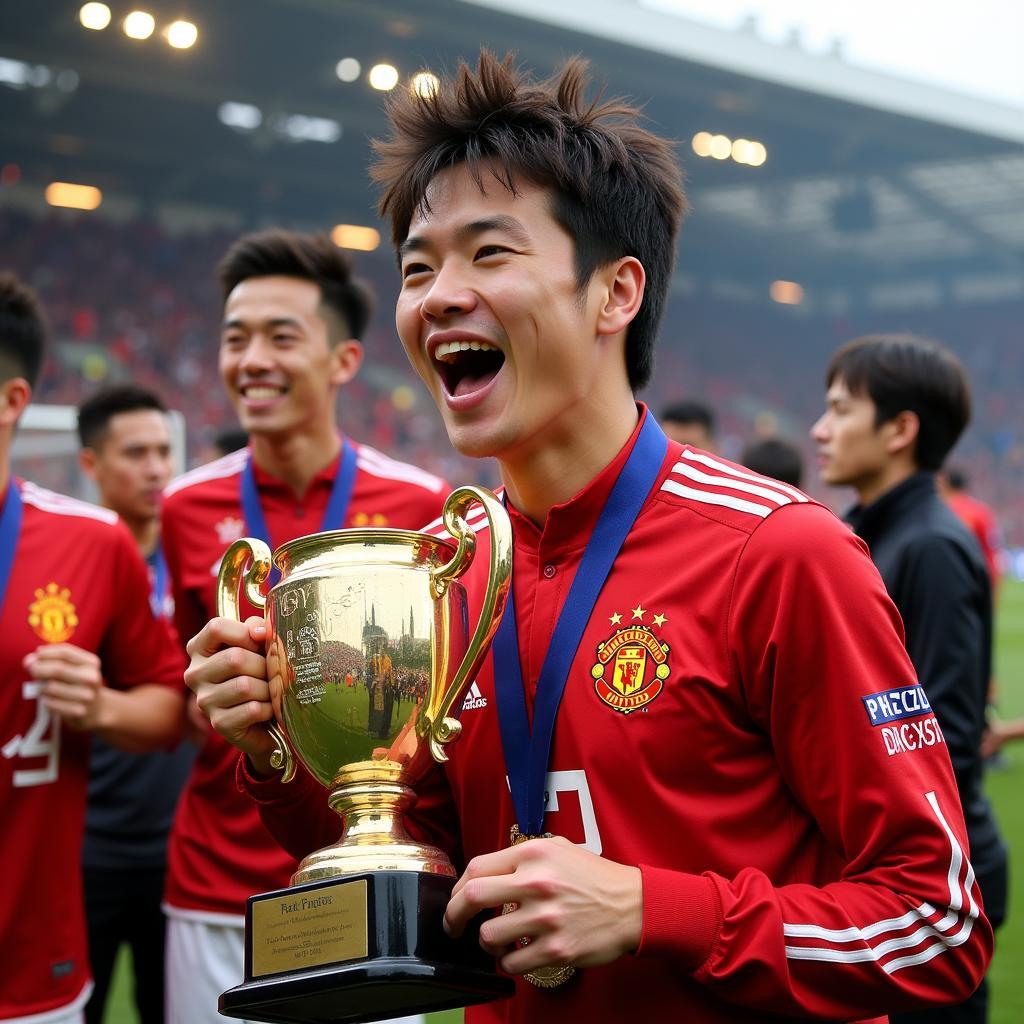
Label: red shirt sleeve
xmin=637 ymin=503 xmax=992 ymax=1018
xmin=98 ymin=522 xmax=186 ymax=691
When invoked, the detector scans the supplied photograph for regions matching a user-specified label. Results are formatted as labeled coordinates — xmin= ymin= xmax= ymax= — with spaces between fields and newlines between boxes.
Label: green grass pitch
xmin=103 ymin=580 xmax=1024 ymax=1024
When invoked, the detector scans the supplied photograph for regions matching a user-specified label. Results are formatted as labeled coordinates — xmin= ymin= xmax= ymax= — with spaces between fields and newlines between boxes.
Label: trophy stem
xmin=291 ymin=761 xmax=456 ymax=885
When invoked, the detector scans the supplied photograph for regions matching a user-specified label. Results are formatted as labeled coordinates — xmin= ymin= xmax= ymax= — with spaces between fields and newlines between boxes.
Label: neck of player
xmin=500 ymin=390 xmax=640 ymax=527
xmin=121 ymin=513 xmax=161 ymax=558
xmin=249 ymin=419 xmax=343 ymax=499
xmin=856 ymin=460 xmax=918 ymax=509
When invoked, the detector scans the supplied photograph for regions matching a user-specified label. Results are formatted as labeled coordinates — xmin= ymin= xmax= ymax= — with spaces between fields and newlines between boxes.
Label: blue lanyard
xmin=0 ymin=479 xmax=24 ymax=621
xmin=239 ymin=441 xmax=358 ymax=581
xmin=492 ymin=414 xmax=668 ymax=836
xmin=148 ymin=544 xmax=169 ymax=619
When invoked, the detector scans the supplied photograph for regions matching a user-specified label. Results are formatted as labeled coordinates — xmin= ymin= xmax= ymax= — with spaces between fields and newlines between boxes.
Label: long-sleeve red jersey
xmin=241 ymin=412 xmax=991 ymax=1023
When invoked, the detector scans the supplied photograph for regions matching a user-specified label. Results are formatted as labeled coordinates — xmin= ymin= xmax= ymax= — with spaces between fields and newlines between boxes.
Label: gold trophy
xmin=215 ymin=486 xmax=514 ymax=1024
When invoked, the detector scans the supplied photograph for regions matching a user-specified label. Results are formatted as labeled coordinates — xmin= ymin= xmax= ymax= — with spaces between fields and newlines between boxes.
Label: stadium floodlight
xmin=691 ymin=131 xmax=713 ymax=157
xmin=79 ymin=2 xmax=111 ymax=30
xmin=335 ymin=57 xmax=361 ymax=83
xmin=331 ymin=224 xmax=381 ymax=252
xmin=165 ymin=20 xmax=198 ymax=50
xmin=279 ymin=114 xmax=341 ymax=144
xmin=45 ymin=182 xmax=103 ymax=211
xmin=709 ymin=134 xmax=732 ymax=160
xmin=218 ymin=101 xmax=263 ymax=131
xmin=123 ymin=11 xmax=156 ymax=40
xmin=368 ymin=63 xmax=399 ymax=91
xmin=411 ymin=72 xmax=439 ymax=99
xmin=731 ymin=138 xmax=752 ymax=164
xmin=747 ymin=141 xmax=767 ymax=167
xmin=770 ymin=280 xmax=804 ymax=305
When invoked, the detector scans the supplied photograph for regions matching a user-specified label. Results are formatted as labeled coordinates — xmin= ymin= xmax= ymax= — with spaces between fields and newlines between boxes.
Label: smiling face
xmin=219 ymin=275 xmax=360 ymax=439
xmin=395 ymin=164 xmax=636 ymax=462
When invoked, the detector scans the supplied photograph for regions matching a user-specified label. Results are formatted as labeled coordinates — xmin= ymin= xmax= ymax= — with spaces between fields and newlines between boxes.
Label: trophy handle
xmin=426 ymin=486 xmax=513 ymax=762
xmin=216 ymin=538 xmax=296 ymax=783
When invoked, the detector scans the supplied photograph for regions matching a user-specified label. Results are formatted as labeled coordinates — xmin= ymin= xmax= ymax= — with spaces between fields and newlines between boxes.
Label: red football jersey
xmin=245 ymin=412 xmax=991 ymax=1022
xmin=946 ymin=492 xmax=1001 ymax=591
xmin=0 ymin=481 xmax=185 ymax=1021
xmin=161 ymin=442 xmax=448 ymax=919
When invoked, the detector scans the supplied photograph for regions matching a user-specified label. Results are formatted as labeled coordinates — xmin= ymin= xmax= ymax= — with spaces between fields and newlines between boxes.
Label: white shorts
xmin=5 ymin=982 xmax=91 ymax=1024
xmin=165 ymin=913 xmax=425 ymax=1024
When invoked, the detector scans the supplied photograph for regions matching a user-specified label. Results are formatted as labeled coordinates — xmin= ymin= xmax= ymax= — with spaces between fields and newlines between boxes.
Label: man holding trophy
xmin=187 ymin=54 xmax=993 ymax=1022
xmin=160 ymin=230 xmax=448 ymax=1024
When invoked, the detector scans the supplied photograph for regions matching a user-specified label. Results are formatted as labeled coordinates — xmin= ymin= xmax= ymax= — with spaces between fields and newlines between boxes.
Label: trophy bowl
xmin=215 ymin=485 xmax=514 ymax=1024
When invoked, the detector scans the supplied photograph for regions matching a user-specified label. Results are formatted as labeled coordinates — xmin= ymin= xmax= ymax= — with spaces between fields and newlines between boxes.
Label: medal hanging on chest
xmin=492 ymin=414 xmax=668 ymax=990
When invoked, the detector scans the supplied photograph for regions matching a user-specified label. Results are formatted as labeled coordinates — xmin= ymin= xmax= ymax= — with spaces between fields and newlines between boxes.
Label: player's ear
xmin=0 ymin=377 xmax=32 ymax=429
xmin=328 ymin=339 xmax=363 ymax=387
xmin=78 ymin=446 xmax=99 ymax=481
xmin=884 ymin=410 xmax=920 ymax=460
xmin=595 ymin=257 xmax=645 ymax=338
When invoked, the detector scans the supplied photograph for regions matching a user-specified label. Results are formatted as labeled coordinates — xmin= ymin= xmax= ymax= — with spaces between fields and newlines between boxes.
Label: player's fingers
xmin=186 ymin=616 xmax=266 ymax=660
xmin=40 ymin=695 xmax=91 ymax=725
xmin=195 ymin=674 xmax=270 ymax=716
xmin=450 ymin=845 xmax=529 ymax=899
xmin=207 ymin=699 xmax=275 ymax=746
xmin=185 ymin=645 xmax=268 ymax=696
xmin=445 ymin=873 xmax=523 ymax=938
xmin=28 ymin=659 xmax=101 ymax=687
xmin=26 ymin=643 xmax=101 ymax=667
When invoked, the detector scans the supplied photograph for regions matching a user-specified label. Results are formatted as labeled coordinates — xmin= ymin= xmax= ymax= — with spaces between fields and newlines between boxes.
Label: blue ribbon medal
xmin=0 ymin=480 xmax=24 ymax=620
xmin=239 ymin=440 xmax=358 ymax=584
xmin=492 ymin=413 xmax=668 ymax=839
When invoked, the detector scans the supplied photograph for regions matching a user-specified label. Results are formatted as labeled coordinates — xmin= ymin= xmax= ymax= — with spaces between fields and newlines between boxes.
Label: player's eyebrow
xmin=398 ymin=215 xmax=532 ymax=260
xmin=221 ymin=316 xmax=303 ymax=331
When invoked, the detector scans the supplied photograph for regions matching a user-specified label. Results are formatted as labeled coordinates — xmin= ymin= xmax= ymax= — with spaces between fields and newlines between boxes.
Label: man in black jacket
xmin=812 ymin=333 xmax=1007 ymax=1024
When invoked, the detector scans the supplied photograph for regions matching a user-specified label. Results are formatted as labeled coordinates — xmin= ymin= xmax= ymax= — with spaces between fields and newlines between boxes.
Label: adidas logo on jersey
xmin=462 ymin=682 xmax=488 ymax=712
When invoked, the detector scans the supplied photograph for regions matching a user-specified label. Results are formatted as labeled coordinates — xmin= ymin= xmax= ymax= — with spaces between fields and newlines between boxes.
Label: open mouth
xmin=433 ymin=340 xmax=505 ymax=398
xmin=241 ymin=384 xmax=288 ymax=402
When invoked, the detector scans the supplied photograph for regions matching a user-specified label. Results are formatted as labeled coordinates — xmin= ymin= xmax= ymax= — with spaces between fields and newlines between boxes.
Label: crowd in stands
xmin=3 ymin=206 xmax=1022 ymax=544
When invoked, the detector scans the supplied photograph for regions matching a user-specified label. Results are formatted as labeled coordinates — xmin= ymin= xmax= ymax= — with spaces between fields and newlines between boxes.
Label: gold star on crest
xmin=653 ymin=613 xmax=667 ymax=627
xmin=631 ymin=604 xmax=646 ymax=621
xmin=609 ymin=612 xmax=623 ymax=625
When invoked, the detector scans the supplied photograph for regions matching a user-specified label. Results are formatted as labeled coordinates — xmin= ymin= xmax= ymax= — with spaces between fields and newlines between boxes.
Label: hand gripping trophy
xmin=215 ymin=486 xmax=514 ymax=1024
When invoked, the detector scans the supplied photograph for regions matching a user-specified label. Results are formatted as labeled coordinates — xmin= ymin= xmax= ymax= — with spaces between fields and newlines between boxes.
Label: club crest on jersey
xmin=591 ymin=607 xmax=670 ymax=714
xmin=28 ymin=582 xmax=79 ymax=643
xmin=215 ymin=516 xmax=246 ymax=546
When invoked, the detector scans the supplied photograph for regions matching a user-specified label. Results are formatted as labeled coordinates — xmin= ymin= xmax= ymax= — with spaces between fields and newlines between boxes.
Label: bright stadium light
xmin=279 ymin=114 xmax=341 ymax=143
xmin=45 ymin=182 xmax=103 ymax=211
xmin=368 ymin=63 xmax=399 ymax=91
xmin=731 ymin=138 xmax=752 ymax=164
xmin=770 ymin=280 xmax=804 ymax=305
xmin=331 ymin=224 xmax=381 ymax=252
xmin=709 ymin=134 xmax=732 ymax=160
xmin=747 ymin=141 xmax=768 ymax=166
xmin=123 ymin=11 xmax=156 ymax=40
xmin=411 ymin=71 xmax=439 ymax=98
xmin=79 ymin=3 xmax=111 ymax=30
xmin=335 ymin=57 xmax=361 ymax=83
xmin=691 ymin=131 xmax=713 ymax=157
xmin=165 ymin=20 xmax=198 ymax=50
xmin=218 ymin=101 xmax=262 ymax=130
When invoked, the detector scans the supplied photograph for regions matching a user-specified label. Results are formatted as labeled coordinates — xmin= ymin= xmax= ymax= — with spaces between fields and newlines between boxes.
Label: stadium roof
xmin=1 ymin=0 xmax=1022 ymax=311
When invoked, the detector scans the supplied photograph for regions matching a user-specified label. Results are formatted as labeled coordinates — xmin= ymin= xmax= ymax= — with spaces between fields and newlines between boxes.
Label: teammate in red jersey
xmin=0 ymin=273 xmax=186 ymax=1024
xmin=184 ymin=56 xmax=991 ymax=1022
xmin=940 ymin=467 xmax=1002 ymax=594
xmin=159 ymin=230 xmax=447 ymax=1023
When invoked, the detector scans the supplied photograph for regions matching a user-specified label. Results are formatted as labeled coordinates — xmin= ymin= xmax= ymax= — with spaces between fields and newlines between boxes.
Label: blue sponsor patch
xmin=862 ymin=685 xmax=932 ymax=726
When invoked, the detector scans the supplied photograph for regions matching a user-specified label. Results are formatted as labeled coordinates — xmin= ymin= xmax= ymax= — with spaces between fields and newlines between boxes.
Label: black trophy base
xmin=219 ymin=871 xmax=514 ymax=1024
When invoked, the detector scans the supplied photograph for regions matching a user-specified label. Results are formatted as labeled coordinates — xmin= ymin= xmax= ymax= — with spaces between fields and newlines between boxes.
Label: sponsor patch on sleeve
xmin=861 ymin=684 xmax=932 ymax=726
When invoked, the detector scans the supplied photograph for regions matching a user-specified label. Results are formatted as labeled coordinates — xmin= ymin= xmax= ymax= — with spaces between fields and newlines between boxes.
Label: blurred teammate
xmin=159 ymin=231 xmax=446 ymax=1024
xmin=941 ymin=466 xmax=1002 ymax=594
xmin=0 ymin=273 xmax=185 ymax=1024
xmin=740 ymin=436 xmax=804 ymax=488
xmin=187 ymin=55 xmax=990 ymax=1022
xmin=76 ymin=385 xmax=196 ymax=1024
xmin=660 ymin=399 xmax=715 ymax=451
xmin=812 ymin=333 xmax=1008 ymax=1024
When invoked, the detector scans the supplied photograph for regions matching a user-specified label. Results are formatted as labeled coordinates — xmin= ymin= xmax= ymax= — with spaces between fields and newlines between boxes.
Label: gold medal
xmin=501 ymin=826 xmax=578 ymax=990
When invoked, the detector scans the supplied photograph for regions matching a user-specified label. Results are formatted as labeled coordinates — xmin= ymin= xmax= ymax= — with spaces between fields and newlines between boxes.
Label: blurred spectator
xmin=661 ymin=399 xmax=716 ymax=451
xmin=941 ymin=466 xmax=1002 ymax=593
xmin=740 ymin=436 xmax=804 ymax=488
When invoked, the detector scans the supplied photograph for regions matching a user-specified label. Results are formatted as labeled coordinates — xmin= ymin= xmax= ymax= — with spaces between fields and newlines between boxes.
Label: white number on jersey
xmin=543 ymin=769 xmax=603 ymax=855
xmin=1 ymin=682 xmax=60 ymax=787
